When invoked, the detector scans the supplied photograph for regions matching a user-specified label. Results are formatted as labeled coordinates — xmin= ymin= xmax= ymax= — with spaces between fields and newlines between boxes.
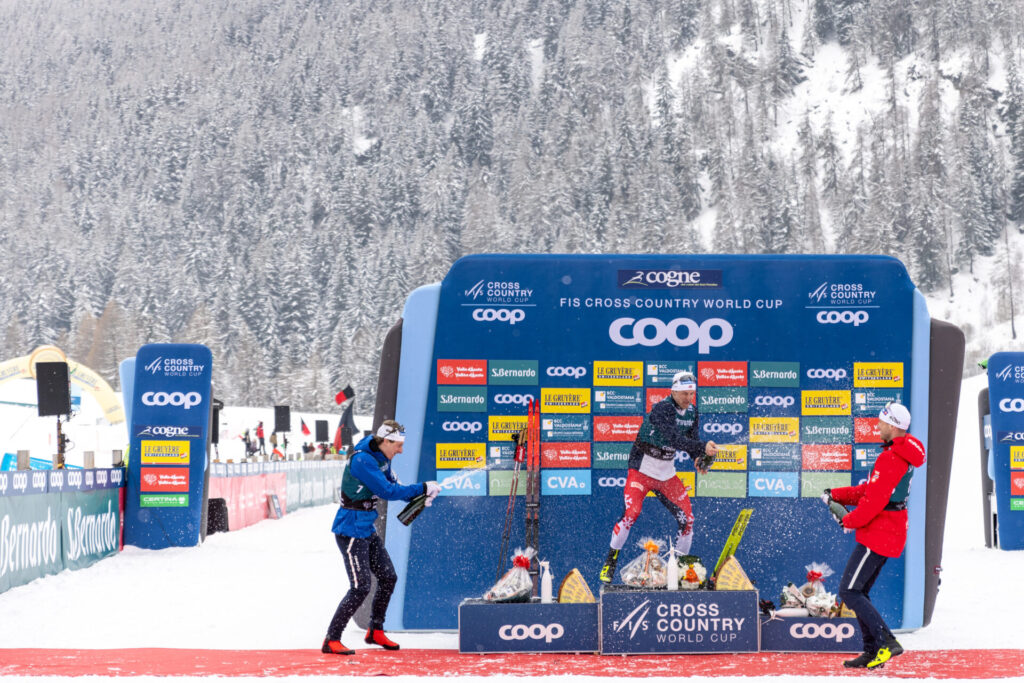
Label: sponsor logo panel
xmin=472 ymin=307 xmax=526 ymax=325
xmin=140 ymin=440 xmax=190 ymax=465
xmin=710 ymin=444 xmax=747 ymax=471
xmin=802 ymin=445 xmax=853 ymax=470
xmin=140 ymin=494 xmax=189 ymax=508
xmin=489 ymin=415 xmax=529 ymax=441
xmin=808 ymin=282 xmax=877 ymax=306
xmin=1012 ymin=446 xmax=1024 ymax=470
xmin=436 ymin=359 xmax=487 ymax=385
xmin=801 ymin=472 xmax=852 ymax=498
xmin=748 ymin=472 xmax=799 ymax=498
xmin=698 ymin=388 xmax=748 ymax=414
xmin=997 ymin=431 xmax=1024 ymax=444
xmin=593 ymin=443 xmax=632 ymax=469
xmin=815 ymin=310 xmax=869 ymax=326
xmin=645 ymin=361 xmax=696 ymax=386
xmin=801 ymin=391 xmax=851 ymax=416
xmin=801 ymin=417 xmax=853 ymax=444
xmin=487 ymin=443 xmax=518 ymax=469
xmin=749 ymin=362 xmax=801 ymax=388
xmin=593 ymin=388 xmax=645 ymax=414
xmin=593 ymin=361 xmax=643 ymax=387
xmin=749 ymin=389 xmax=800 ymax=417
xmin=748 ymin=444 xmax=802 ymax=472
xmin=489 ymin=470 xmax=528 ymax=496
xmin=697 ymin=361 xmax=747 ymax=387
xmin=852 ymin=388 xmax=902 ymax=416
xmin=854 ymin=447 xmax=880 ymax=471
xmin=646 ymin=388 xmax=672 ymax=413
xmin=438 ymin=387 xmax=488 ymax=412
xmin=441 ymin=419 xmax=485 ymax=435
xmin=463 ymin=279 xmax=534 ymax=304
xmin=854 ymin=418 xmax=882 ymax=443
xmin=617 ymin=269 xmax=723 ymax=289
xmin=803 ymin=367 xmax=850 ymax=388
xmin=541 ymin=469 xmax=592 ymax=496
xmin=593 ymin=416 xmax=644 ymax=442
xmin=140 ymin=467 xmax=189 ymax=493
xmin=541 ymin=443 xmax=592 ymax=468
xmin=597 ymin=472 xmax=628 ymax=488
xmin=438 ymin=470 xmax=486 ymax=496
xmin=695 ymin=472 xmax=747 ymax=498
xmin=436 ymin=443 xmax=486 ymax=469
xmin=1011 ymin=473 xmax=1024 ymax=496
xmin=1011 ymin=498 xmax=1024 ymax=512
xmin=489 ymin=388 xmax=540 ymax=414
xmin=141 ymin=391 xmax=202 ymax=410
xmin=541 ymin=415 xmax=592 ymax=441
xmin=646 ymin=472 xmax=696 ymax=497
xmin=144 ymin=356 xmax=207 ymax=377
xmin=700 ymin=415 xmax=748 ymax=444
xmin=749 ymin=418 xmax=800 ymax=443
xmin=488 ymin=360 xmax=538 ymax=385
xmin=608 ymin=317 xmax=733 ymax=354
xmin=544 ymin=364 xmax=588 ymax=380
xmin=540 ymin=388 xmax=591 ymax=414
xmin=134 ymin=424 xmax=202 ymax=439
xmin=853 ymin=362 xmax=904 ymax=388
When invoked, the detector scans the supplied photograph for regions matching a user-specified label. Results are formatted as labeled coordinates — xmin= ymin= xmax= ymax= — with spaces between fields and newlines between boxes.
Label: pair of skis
xmin=496 ymin=398 xmax=541 ymax=592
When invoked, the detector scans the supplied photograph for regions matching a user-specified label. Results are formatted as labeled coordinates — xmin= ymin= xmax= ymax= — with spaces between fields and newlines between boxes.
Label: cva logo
xmin=806 ymin=368 xmax=847 ymax=380
xmin=703 ymin=423 xmax=743 ymax=435
xmin=547 ymin=366 xmax=586 ymax=378
xmin=609 ymin=317 xmax=733 ymax=354
xmin=789 ymin=622 xmax=856 ymax=643
xmin=494 ymin=393 xmax=533 ymax=406
xmin=999 ymin=398 xmax=1024 ymax=413
xmin=754 ymin=395 xmax=795 ymax=407
xmin=142 ymin=391 xmax=202 ymax=410
xmin=498 ymin=623 xmax=564 ymax=643
xmin=598 ymin=476 xmax=627 ymax=487
xmin=472 ymin=308 xmax=525 ymax=325
xmin=441 ymin=420 xmax=483 ymax=433
xmin=816 ymin=310 xmax=869 ymax=326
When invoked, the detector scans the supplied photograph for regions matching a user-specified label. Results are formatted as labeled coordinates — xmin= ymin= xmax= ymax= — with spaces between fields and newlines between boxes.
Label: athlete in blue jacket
xmin=322 ymin=420 xmax=440 ymax=655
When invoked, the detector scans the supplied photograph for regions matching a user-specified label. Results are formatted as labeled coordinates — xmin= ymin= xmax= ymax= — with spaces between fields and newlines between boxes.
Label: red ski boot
xmin=365 ymin=628 xmax=400 ymax=650
xmin=321 ymin=637 xmax=355 ymax=655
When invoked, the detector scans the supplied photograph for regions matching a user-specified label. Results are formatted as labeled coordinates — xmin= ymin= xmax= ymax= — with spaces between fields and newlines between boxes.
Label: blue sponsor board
xmin=645 ymin=361 xmax=696 ymax=386
xmin=488 ymin=388 xmax=540 ymax=415
xmin=593 ymin=388 xmax=644 ymax=414
xmin=748 ymin=445 xmax=802 ymax=472
xmin=699 ymin=415 xmax=749 ymax=444
xmin=541 ymin=415 xmax=592 ymax=441
xmin=748 ymin=388 xmax=800 ymax=417
xmin=600 ymin=588 xmax=759 ymax=654
xmin=748 ymin=472 xmax=799 ymax=498
xmin=459 ymin=600 xmax=599 ymax=653
xmin=541 ymin=469 xmax=591 ymax=496
xmin=986 ymin=353 xmax=1024 ymax=550
xmin=438 ymin=470 xmax=487 ymax=496
xmin=760 ymin=617 xmax=862 ymax=653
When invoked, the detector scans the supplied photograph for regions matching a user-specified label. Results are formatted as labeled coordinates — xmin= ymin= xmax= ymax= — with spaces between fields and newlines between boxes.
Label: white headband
xmin=376 ymin=424 xmax=406 ymax=442
xmin=672 ymin=380 xmax=697 ymax=391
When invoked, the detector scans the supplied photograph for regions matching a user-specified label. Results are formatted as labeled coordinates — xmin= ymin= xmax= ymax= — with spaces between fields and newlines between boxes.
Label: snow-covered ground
xmin=1 ymin=373 xmax=1023 ymax=683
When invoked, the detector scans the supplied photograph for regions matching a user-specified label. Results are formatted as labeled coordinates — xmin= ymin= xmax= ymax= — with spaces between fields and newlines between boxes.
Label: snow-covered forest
xmin=1 ymin=0 xmax=1023 ymax=411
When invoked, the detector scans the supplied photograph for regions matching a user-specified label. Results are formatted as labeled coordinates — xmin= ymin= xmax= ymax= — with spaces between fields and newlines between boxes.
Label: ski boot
xmin=843 ymin=650 xmax=876 ymax=668
xmin=321 ymin=637 xmax=355 ymax=655
xmin=365 ymin=628 xmax=400 ymax=650
xmin=599 ymin=548 xmax=619 ymax=584
xmin=867 ymin=638 xmax=904 ymax=668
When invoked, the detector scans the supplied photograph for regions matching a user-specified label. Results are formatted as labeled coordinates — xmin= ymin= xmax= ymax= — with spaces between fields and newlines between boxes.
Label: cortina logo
xmin=498 ymin=624 xmax=564 ymax=643
xmin=144 ymin=357 xmax=163 ymax=374
xmin=142 ymin=391 xmax=202 ymax=410
xmin=789 ymin=622 xmax=856 ymax=642
xmin=809 ymin=283 xmax=829 ymax=303
xmin=547 ymin=366 xmax=586 ymax=378
xmin=613 ymin=599 xmax=651 ymax=640
xmin=997 ymin=365 xmax=1014 ymax=381
xmin=441 ymin=420 xmax=483 ymax=433
xmin=999 ymin=398 xmax=1024 ymax=413
xmin=816 ymin=310 xmax=869 ymax=326
xmin=473 ymin=308 xmax=525 ymax=325
xmin=464 ymin=280 xmax=486 ymax=299
xmin=609 ymin=317 xmax=733 ymax=354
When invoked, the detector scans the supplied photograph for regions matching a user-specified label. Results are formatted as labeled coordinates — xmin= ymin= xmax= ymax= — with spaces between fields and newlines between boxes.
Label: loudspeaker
xmin=340 ymin=426 xmax=353 ymax=447
xmin=315 ymin=420 xmax=329 ymax=442
xmin=211 ymin=398 xmax=224 ymax=444
xmin=36 ymin=362 xmax=71 ymax=417
xmin=207 ymin=498 xmax=229 ymax=534
xmin=274 ymin=405 xmax=291 ymax=433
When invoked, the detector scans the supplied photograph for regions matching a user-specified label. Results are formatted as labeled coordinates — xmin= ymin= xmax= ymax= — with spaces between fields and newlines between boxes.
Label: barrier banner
xmin=458 ymin=600 xmax=599 ymax=653
xmin=60 ymin=489 xmax=120 ymax=572
xmin=759 ymin=616 xmax=862 ymax=652
xmin=599 ymin=588 xmax=759 ymax=654
xmin=0 ymin=493 xmax=62 ymax=593
xmin=206 ymin=463 xmax=339 ymax=530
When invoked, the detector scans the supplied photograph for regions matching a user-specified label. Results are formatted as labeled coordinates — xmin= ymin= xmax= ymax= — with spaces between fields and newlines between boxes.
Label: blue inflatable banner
xmin=124 ymin=344 xmax=213 ymax=549
xmin=386 ymin=255 xmax=931 ymax=630
xmin=986 ymin=353 xmax=1024 ymax=550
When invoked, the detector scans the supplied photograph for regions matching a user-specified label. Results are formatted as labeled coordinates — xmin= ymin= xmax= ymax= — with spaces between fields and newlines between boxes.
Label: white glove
xmin=820 ymin=492 xmax=831 ymax=505
xmin=424 ymin=481 xmax=441 ymax=506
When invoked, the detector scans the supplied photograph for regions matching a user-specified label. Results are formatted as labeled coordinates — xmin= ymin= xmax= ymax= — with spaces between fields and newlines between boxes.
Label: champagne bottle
xmin=397 ymin=493 xmax=428 ymax=526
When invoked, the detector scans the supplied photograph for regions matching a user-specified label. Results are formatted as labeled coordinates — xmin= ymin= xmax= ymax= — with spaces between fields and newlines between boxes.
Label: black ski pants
xmin=326 ymin=532 xmax=397 ymax=639
xmin=838 ymin=542 xmax=895 ymax=653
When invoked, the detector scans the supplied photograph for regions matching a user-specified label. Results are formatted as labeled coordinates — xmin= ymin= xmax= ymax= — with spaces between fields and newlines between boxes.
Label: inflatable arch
xmin=0 ymin=345 xmax=125 ymax=424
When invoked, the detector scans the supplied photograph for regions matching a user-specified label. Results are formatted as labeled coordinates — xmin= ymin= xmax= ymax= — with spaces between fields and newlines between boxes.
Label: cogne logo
xmin=441 ymin=421 xmax=483 ymax=433
xmin=608 ymin=317 xmax=733 ymax=354
xmin=472 ymin=308 xmax=525 ymax=325
xmin=547 ymin=366 xmax=586 ymax=378
xmin=816 ymin=310 xmax=869 ymax=326
xmin=142 ymin=391 xmax=202 ymax=409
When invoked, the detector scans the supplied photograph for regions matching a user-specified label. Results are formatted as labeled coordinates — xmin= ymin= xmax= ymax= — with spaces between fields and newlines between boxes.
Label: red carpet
xmin=1 ymin=648 xmax=1022 ymax=678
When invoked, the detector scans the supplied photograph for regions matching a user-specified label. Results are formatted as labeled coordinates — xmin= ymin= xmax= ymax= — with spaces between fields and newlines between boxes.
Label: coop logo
xmin=816 ymin=310 xmax=869 ymax=326
xmin=494 ymin=393 xmax=532 ymax=406
xmin=547 ymin=366 xmax=586 ymax=378
xmin=472 ymin=308 xmax=525 ymax=325
xmin=806 ymin=368 xmax=847 ymax=380
xmin=618 ymin=269 xmax=722 ymax=289
xmin=703 ymin=422 xmax=744 ymax=435
xmin=754 ymin=395 xmax=795 ymax=407
xmin=609 ymin=317 xmax=733 ymax=354
xmin=141 ymin=391 xmax=202 ymax=410
xmin=135 ymin=425 xmax=201 ymax=439
xmin=598 ymin=476 xmax=627 ymax=488
xmin=999 ymin=398 xmax=1024 ymax=413
xmin=808 ymin=282 xmax=876 ymax=306
xmin=441 ymin=421 xmax=483 ymax=433
xmin=498 ymin=623 xmax=565 ymax=643
xmin=789 ymin=622 xmax=856 ymax=643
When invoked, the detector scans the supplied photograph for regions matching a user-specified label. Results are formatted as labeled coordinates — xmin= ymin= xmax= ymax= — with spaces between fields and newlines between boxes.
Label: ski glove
xmin=424 ymin=481 xmax=441 ymax=505
xmin=820 ymin=489 xmax=832 ymax=506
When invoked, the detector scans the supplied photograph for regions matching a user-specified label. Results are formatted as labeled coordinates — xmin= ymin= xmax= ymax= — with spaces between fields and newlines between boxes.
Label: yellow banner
xmin=435 ymin=443 xmax=486 ymax=469
xmin=488 ymin=415 xmax=529 ymax=441
xmin=647 ymin=472 xmax=696 ymax=497
xmin=140 ymin=440 xmax=191 ymax=465
xmin=853 ymin=362 xmax=904 ymax=388
xmin=711 ymin=444 xmax=748 ymax=471
xmin=749 ymin=417 xmax=800 ymax=443
xmin=1011 ymin=446 xmax=1024 ymax=470
xmin=540 ymin=388 xmax=591 ymax=413
xmin=801 ymin=390 xmax=852 ymax=416
xmin=593 ymin=361 xmax=643 ymax=386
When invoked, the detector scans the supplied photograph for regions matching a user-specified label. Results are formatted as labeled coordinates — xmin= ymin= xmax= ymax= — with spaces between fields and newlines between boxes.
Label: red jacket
xmin=830 ymin=434 xmax=926 ymax=558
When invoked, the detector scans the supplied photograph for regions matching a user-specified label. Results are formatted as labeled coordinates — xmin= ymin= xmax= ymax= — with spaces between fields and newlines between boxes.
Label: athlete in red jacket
xmin=825 ymin=402 xmax=925 ymax=670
